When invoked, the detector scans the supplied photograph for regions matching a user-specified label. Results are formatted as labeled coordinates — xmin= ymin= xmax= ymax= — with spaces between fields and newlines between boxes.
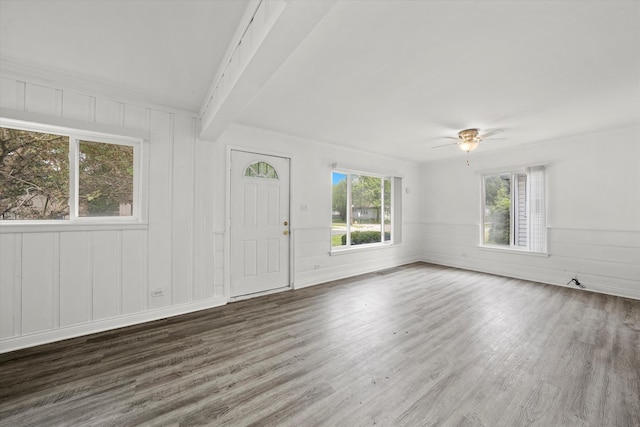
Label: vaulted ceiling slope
xmin=1 ymin=0 xmax=639 ymax=162
xmin=0 ymin=0 xmax=250 ymax=111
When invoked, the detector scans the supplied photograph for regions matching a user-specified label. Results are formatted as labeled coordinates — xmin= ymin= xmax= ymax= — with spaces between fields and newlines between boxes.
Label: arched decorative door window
xmin=244 ymin=161 xmax=279 ymax=179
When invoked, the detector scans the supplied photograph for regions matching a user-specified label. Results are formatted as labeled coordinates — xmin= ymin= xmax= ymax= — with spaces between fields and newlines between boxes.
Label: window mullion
xmin=69 ymin=136 xmax=79 ymax=220
xmin=132 ymin=143 xmax=141 ymax=220
xmin=346 ymin=174 xmax=352 ymax=247
xmin=390 ymin=178 xmax=394 ymax=244
xmin=379 ymin=179 xmax=383 ymax=242
xmin=510 ymin=173 xmax=516 ymax=248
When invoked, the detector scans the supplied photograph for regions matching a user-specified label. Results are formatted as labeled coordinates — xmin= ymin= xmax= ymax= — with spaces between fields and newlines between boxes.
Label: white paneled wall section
xmin=420 ymin=126 xmax=640 ymax=300
xmin=0 ymin=76 xmax=224 ymax=352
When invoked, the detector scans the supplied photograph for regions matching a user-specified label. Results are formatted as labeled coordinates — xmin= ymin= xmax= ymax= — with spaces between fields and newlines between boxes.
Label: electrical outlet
xmin=300 ymin=204 xmax=308 ymax=213
xmin=151 ymin=289 xmax=164 ymax=297
xmin=314 ymin=264 xmax=321 ymax=270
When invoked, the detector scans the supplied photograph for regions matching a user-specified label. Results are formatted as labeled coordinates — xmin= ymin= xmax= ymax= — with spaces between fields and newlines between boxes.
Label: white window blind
xmin=528 ymin=165 xmax=547 ymax=253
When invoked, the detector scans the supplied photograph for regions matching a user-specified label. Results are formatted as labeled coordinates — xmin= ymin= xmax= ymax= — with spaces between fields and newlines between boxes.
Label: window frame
xmin=331 ymin=168 xmax=395 ymax=253
xmin=480 ymin=165 xmax=548 ymax=254
xmin=0 ymin=117 xmax=145 ymax=228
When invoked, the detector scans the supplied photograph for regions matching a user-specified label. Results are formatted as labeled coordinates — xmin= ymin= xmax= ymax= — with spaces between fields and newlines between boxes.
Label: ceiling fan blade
xmin=432 ymin=142 xmax=458 ymax=149
xmin=479 ymin=129 xmax=504 ymax=139
xmin=483 ymin=137 xmax=507 ymax=141
xmin=444 ymin=136 xmax=459 ymax=140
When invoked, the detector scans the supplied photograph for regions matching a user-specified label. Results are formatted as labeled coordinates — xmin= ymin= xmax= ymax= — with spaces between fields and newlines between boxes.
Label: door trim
xmin=225 ymin=146 xmax=294 ymax=302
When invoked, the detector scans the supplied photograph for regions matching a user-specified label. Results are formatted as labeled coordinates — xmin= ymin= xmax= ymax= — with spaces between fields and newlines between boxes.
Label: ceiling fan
xmin=433 ymin=128 xmax=504 ymax=153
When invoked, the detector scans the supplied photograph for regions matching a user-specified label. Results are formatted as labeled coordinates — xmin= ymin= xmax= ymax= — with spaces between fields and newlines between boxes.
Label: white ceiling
xmin=236 ymin=0 xmax=640 ymax=161
xmin=0 ymin=0 xmax=250 ymax=111
xmin=1 ymin=0 xmax=639 ymax=162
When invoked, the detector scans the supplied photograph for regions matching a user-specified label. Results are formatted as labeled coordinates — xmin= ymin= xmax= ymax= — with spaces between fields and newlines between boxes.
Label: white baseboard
xmin=0 ymin=296 xmax=227 ymax=354
xmin=294 ymin=253 xmax=421 ymax=289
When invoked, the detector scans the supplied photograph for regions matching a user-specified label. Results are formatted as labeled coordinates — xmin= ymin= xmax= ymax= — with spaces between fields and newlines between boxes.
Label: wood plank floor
xmin=1 ymin=262 xmax=639 ymax=426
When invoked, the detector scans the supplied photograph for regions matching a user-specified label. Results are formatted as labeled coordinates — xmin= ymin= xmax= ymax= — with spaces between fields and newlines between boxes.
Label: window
xmin=482 ymin=165 xmax=547 ymax=253
xmin=0 ymin=119 xmax=141 ymax=222
xmin=331 ymin=170 xmax=395 ymax=250
xmin=244 ymin=161 xmax=278 ymax=179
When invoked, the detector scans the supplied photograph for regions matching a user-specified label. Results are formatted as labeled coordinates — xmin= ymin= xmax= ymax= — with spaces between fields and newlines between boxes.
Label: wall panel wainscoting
xmin=0 ymin=74 xmax=222 ymax=352
xmin=1 ymin=263 xmax=638 ymax=426
xmin=419 ymin=127 xmax=640 ymax=302
xmin=421 ymin=222 xmax=640 ymax=300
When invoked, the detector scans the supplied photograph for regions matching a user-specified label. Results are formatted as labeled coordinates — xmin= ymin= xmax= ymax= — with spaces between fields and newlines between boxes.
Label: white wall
xmin=0 ymin=77 xmax=422 ymax=353
xmin=420 ymin=126 xmax=640 ymax=299
xmin=4 ymin=74 xmax=633 ymax=354
xmin=215 ymin=124 xmax=422 ymax=289
xmin=0 ymin=76 xmax=223 ymax=352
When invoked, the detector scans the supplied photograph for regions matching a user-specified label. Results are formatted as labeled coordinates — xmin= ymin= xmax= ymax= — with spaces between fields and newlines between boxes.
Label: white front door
xmin=230 ymin=150 xmax=290 ymax=298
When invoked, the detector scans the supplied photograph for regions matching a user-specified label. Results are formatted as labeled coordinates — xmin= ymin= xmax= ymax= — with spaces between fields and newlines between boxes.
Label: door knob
xmin=283 ymin=221 xmax=288 ymax=226
xmin=283 ymin=230 xmax=289 ymax=235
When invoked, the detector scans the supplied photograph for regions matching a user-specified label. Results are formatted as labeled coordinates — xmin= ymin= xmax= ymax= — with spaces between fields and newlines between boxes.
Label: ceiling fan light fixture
xmin=433 ymin=127 xmax=503 ymax=157
xmin=459 ymin=141 xmax=479 ymax=152
xmin=457 ymin=128 xmax=480 ymax=152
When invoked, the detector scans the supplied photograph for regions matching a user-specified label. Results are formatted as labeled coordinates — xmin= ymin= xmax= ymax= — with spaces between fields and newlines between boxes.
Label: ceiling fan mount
xmin=457 ymin=128 xmax=481 ymax=143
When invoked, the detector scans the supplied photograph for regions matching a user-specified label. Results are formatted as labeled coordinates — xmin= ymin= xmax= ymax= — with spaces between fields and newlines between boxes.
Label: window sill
xmin=0 ymin=221 xmax=148 ymax=234
xmin=330 ymin=242 xmax=399 ymax=256
xmin=478 ymin=245 xmax=550 ymax=257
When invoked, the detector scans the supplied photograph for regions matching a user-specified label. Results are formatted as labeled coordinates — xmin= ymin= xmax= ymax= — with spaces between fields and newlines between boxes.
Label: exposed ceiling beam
xmin=199 ymin=0 xmax=337 ymax=142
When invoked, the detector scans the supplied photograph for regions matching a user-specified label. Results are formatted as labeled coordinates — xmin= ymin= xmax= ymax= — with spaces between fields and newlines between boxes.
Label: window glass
xmin=331 ymin=171 xmax=393 ymax=249
xmin=383 ymin=178 xmax=391 ymax=241
xmin=351 ymin=174 xmax=382 ymax=244
xmin=0 ymin=127 xmax=70 ymax=220
xmin=482 ymin=167 xmax=546 ymax=252
xmin=0 ymin=120 xmax=141 ymax=223
xmin=244 ymin=161 xmax=278 ymax=179
xmin=331 ymin=172 xmax=347 ymax=247
xmin=79 ymin=140 xmax=134 ymax=217
xmin=483 ymin=173 xmax=511 ymax=246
